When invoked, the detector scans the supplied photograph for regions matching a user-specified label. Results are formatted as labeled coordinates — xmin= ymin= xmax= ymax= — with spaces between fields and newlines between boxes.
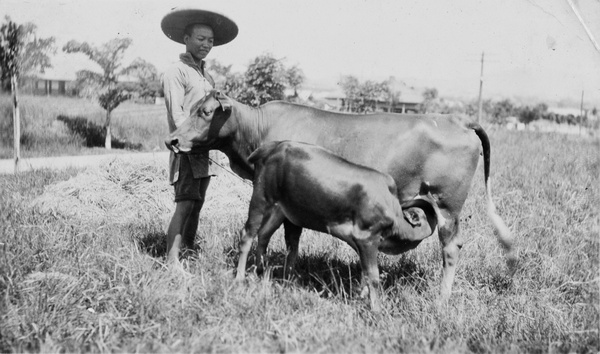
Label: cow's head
xmin=379 ymin=184 xmax=445 ymax=255
xmin=165 ymin=90 xmax=234 ymax=153
xmin=399 ymin=182 xmax=446 ymax=240
xmin=401 ymin=182 xmax=446 ymax=236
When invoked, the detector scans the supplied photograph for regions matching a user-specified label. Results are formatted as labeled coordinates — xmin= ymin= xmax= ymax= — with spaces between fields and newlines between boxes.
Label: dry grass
xmin=0 ymin=128 xmax=598 ymax=353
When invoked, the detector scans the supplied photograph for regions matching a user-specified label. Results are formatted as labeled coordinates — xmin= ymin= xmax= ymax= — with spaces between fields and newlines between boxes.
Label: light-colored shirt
xmin=162 ymin=53 xmax=219 ymax=184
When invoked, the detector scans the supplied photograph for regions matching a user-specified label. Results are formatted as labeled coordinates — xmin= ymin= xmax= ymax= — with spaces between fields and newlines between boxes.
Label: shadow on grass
xmin=57 ymin=115 xmax=143 ymax=150
xmin=139 ymin=235 xmax=437 ymax=298
xmin=137 ymin=231 xmax=204 ymax=262
xmin=232 ymin=249 xmax=434 ymax=299
xmin=138 ymin=232 xmax=167 ymax=258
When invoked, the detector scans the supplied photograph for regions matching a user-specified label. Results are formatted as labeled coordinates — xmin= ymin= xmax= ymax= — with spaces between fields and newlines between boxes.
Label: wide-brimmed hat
xmin=161 ymin=7 xmax=238 ymax=46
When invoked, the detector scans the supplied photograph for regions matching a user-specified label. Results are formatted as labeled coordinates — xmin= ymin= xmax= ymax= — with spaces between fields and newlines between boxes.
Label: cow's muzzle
xmin=164 ymin=138 xmax=190 ymax=153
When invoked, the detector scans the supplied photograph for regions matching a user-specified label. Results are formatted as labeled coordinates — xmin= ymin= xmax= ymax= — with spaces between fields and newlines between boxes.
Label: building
xmin=19 ymin=53 xmax=143 ymax=97
xmin=25 ymin=70 xmax=78 ymax=96
xmin=309 ymin=79 xmax=424 ymax=113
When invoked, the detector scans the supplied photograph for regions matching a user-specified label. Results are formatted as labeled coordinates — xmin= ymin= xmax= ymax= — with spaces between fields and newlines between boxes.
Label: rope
xmin=208 ymin=156 xmax=253 ymax=188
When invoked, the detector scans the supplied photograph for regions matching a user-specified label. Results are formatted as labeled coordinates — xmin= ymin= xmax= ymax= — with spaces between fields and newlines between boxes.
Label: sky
xmin=3 ymin=0 xmax=600 ymax=108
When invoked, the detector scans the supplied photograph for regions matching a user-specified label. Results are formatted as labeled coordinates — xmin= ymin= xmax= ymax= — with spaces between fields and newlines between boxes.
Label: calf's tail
xmin=468 ymin=123 xmax=517 ymax=271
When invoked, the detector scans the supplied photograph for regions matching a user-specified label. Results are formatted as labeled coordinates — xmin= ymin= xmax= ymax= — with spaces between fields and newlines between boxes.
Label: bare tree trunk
xmin=105 ymin=110 xmax=112 ymax=150
xmin=11 ymin=74 xmax=20 ymax=173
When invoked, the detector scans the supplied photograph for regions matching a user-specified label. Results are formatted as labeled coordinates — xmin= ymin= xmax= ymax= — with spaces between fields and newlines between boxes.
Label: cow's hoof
xmin=506 ymin=252 xmax=518 ymax=276
xmin=360 ymin=285 xmax=369 ymax=299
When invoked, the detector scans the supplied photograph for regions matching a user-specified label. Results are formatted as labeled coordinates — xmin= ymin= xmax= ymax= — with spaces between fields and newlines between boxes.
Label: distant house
xmin=310 ymin=87 xmax=345 ymax=110
xmin=546 ymin=106 xmax=592 ymax=125
xmin=547 ymin=107 xmax=582 ymax=117
xmin=21 ymin=53 xmax=139 ymax=97
xmin=307 ymin=80 xmax=424 ymax=113
xmin=21 ymin=53 xmax=87 ymax=96
xmin=25 ymin=70 xmax=78 ymax=96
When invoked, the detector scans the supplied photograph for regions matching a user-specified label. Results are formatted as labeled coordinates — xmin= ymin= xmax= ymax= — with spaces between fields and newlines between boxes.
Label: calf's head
xmin=165 ymin=90 xmax=234 ymax=153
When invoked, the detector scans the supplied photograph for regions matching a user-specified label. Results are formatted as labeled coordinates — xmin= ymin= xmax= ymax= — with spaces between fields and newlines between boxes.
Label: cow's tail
xmin=468 ymin=123 xmax=517 ymax=272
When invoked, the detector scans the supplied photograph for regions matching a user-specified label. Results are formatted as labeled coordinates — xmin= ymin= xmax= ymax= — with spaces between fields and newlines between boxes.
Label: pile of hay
xmin=31 ymin=155 xmax=253 ymax=228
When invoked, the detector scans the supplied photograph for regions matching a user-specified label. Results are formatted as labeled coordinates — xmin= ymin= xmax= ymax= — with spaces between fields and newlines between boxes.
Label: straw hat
xmin=161 ymin=7 xmax=238 ymax=46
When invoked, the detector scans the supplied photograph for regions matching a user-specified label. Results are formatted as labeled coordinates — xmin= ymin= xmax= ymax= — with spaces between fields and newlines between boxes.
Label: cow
xmin=165 ymin=90 xmax=515 ymax=299
xmin=236 ymin=140 xmax=445 ymax=311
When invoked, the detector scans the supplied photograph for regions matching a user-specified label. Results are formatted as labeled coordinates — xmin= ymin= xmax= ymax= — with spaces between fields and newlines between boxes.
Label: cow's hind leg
xmin=255 ymin=208 xmax=286 ymax=276
xmin=283 ymin=220 xmax=302 ymax=279
xmin=439 ymin=215 xmax=462 ymax=300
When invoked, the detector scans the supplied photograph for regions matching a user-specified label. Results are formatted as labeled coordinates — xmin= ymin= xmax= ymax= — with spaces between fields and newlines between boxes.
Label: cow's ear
xmin=215 ymin=91 xmax=232 ymax=111
xmin=400 ymin=195 xmax=444 ymax=237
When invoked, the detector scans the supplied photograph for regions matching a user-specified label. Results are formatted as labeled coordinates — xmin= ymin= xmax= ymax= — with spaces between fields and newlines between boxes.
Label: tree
xmin=517 ymin=106 xmax=538 ymax=125
xmin=207 ymin=59 xmax=245 ymax=99
xmin=0 ymin=19 xmax=20 ymax=83
xmin=418 ymin=88 xmax=439 ymax=113
xmin=339 ymin=75 xmax=360 ymax=112
xmin=122 ymin=58 xmax=161 ymax=101
xmin=0 ymin=18 xmax=22 ymax=171
xmin=239 ymin=53 xmax=287 ymax=106
xmin=208 ymin=55 xmax=303 ymax=107
xmin=339 ymin=76 xmax=403 ymax=113
xmin=285 ymin=64 xmax=305 ymax=97
xmin=534 ymin=102 xmax=548 ymax=117
xmin=491 ymin=99 xmax=515 ymax=125
xmin=381 ymin=77 xmax=401 ymax=112
xmin=0 ymin=17 xmax=55 ymax=90
xmin=63 ymin=38 xmax=135 ymax=149
xmin=17 ymin=23 xmax=55 ymax=79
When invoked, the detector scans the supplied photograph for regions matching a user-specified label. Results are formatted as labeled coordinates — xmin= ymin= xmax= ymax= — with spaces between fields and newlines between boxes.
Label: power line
xmin=477 ymin=52 xmax=484 ymax=124
xmin=566 ymin=0 xmax=600 ymax=53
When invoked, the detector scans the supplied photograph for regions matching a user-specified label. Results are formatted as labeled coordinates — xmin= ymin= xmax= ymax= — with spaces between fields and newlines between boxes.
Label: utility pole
xmin=579 ymin=90 xmax=584 ymax=136
xmin=12 ymin=74 xmax=20 ymax=173
xmin=477 ymin=51 xmax=484 ymax=123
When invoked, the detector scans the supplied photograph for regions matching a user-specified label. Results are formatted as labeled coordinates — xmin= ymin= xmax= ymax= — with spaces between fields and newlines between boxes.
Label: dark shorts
xmin=174 ymin=155 xmax=211 ymax=202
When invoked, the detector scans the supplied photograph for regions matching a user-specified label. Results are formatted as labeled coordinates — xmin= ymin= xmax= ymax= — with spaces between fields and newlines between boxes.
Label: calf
xmin=235 ymin=141 xmax=443 ymax=311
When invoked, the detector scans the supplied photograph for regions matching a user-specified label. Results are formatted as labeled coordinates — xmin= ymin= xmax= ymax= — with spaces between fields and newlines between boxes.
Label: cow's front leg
xmin=356 ymin=237 xmax=382 ymax=312
xmin=283 ymin=220 xmax=302 ymax=279
xmin=439 ymin=216 xmax=462 ymax=300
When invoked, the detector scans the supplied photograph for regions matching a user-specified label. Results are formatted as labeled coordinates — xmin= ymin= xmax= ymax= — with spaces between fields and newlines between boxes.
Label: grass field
xmin=0 ymin=98 xmax=598 ymax=352
xmin=0 ymin=94 xmax=168 ymax=159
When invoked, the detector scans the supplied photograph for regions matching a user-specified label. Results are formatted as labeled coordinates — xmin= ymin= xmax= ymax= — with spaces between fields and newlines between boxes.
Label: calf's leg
xmin=236 ymin=227 xmax=256 ymax=280
xmin=236 ymin=196 xmax=269 ymax=280
xmin=355 ymin=234 xmax=383 ymax=312
xmin=283 ymin=221 xmax=303 ymax=279
xmin=254 ymin=207 xmax=286 ymax=276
